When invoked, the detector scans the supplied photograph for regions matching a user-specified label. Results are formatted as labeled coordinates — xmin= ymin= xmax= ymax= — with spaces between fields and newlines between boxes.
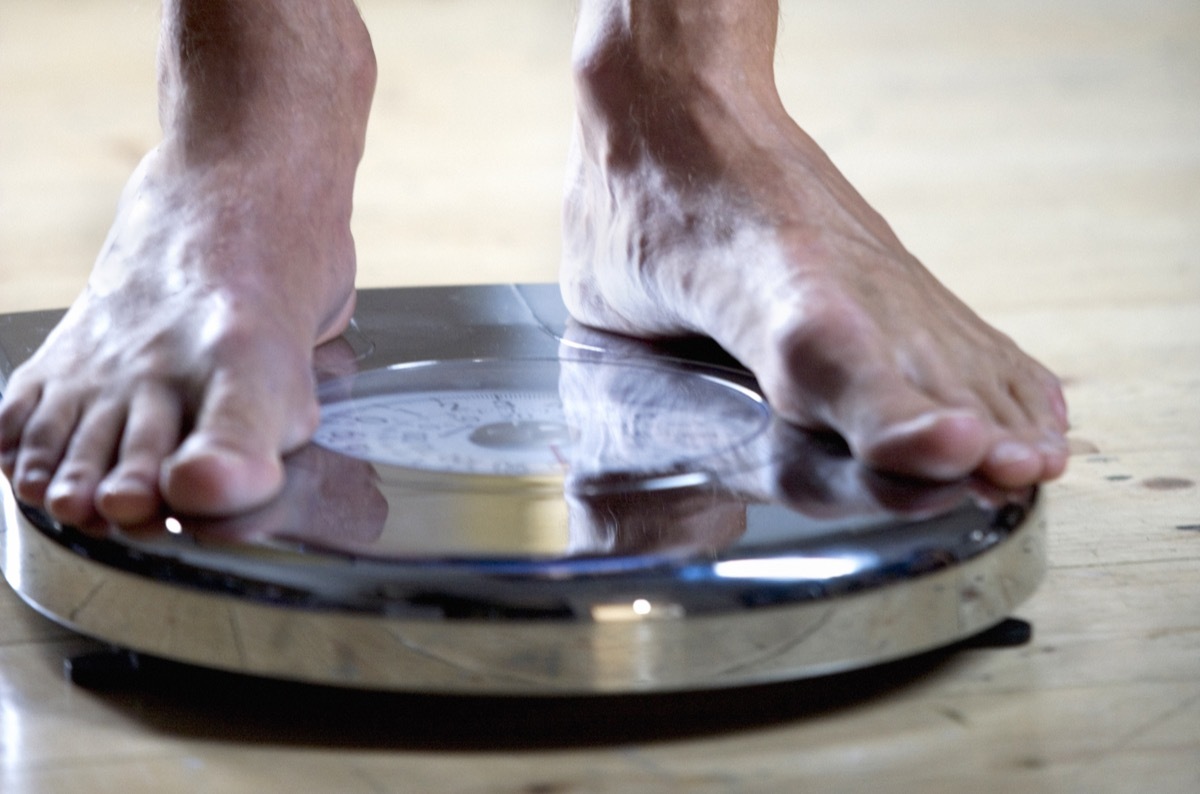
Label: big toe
xmin=160 ymin=437 xmax=286 ymax=516
xmin=855 ymin=407 xmax=991 ymax=483
xmin=157 ymin=356 xmax=320 ymax=516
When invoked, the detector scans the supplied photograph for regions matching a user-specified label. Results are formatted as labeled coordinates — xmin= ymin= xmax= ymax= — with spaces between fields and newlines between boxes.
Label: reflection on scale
xmin=184 ymin=322 xmax=1015 ymax=564
xmin=0 ymin=285 xmax=1044 ymax=694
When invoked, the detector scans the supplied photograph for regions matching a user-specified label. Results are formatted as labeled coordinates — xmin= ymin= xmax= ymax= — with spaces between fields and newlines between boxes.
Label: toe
xmin=854 ymin=403 xmax=991 ymax=483
xmin=972 ymin=364 xmax=1070 ymax=487
xmin=758 ymin=313 xmax=995 ymax=483
xmin=1038 ymin=437 xmax=1071 ymax=480
xmin=978 ymin=439 xmax=1043 ymax=488
xmin=44 ymin=399 xmax=127 ymax=525
xmin=162 ymin=444 xmax=285 ymax=516
xmin=0 ymin=385 xmax=40 ymax=478
xmin=978 ymin=432 xmax=1070 ymax=488
xmin=11 ymin=387 xmax=81 ymax=505
xmin=96 ymin=383 xmax=183 ymax=524
xmin=159 ymin=367 xmax=317 ymax=516
xmin=14 ymin=465 xmax=54 ymax=506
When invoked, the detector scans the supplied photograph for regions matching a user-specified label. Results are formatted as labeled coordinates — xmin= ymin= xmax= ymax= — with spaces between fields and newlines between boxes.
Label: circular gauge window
xmin=313 ymin=358 xmax=770 ymax=478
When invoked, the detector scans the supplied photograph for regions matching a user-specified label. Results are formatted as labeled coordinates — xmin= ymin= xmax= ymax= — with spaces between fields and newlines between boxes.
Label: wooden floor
xmin=2 ymin=0 xmax=1198 ymax=791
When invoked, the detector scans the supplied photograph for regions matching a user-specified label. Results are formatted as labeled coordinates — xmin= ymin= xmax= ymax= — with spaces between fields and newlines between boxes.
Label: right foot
xmin=0 ymin=1 xmax=375 ymax=525
xmin=561 ymin=0 xmax=1069 ymax=489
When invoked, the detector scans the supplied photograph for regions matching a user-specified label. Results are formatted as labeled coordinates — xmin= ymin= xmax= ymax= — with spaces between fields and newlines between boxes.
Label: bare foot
xmin=562 ymin=1 xmax=1068 ymax=488
xmin=0 ymin=1 xmax=375 ymax=524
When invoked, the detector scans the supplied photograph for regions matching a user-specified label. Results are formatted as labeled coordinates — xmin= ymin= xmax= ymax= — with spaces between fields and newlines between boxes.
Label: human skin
xmin=563 ymin=0 xmax=1068 ymax=484
xmin=0 ymin=1 xmax=375 ymax=524
xmin=0 ymin=0 xmax=1068 ymax=526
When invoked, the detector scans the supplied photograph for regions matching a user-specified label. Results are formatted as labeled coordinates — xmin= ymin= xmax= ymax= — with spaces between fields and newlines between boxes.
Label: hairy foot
xmin=0 ymin=1 xmax=374 ymax=524
xmin=0 ymin=149 xmax=358 ymax=525
xmin=562 ymin=2 xmax=1068 ymax=488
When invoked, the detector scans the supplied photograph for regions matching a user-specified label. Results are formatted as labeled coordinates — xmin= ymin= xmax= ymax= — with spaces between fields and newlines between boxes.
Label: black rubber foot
xmin=960 ymin=617 xmax=1033 ymax=649
xmin=64 ymin=647 xmax=145 ymax=689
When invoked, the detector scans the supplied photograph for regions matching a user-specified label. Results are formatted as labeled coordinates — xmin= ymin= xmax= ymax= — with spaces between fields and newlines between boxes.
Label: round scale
xmin=0 ymin=285 xmax=1045 ymax=695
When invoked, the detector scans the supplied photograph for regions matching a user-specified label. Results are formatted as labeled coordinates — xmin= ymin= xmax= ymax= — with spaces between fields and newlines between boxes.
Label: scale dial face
xmin=313 ymin=358 xmax=771 ymax=479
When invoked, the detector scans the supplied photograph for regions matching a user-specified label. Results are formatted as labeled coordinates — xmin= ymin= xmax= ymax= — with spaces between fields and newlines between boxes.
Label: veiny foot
xmin=0 ymin=151 xmax=357 ymax=526
xmin=561 ymin=7 xmax=1068 ymax=488
xmin=0 ymin=1 xmax=374 ymax=524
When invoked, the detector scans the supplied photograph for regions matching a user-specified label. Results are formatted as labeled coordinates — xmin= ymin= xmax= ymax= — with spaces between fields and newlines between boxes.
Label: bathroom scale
xmin=0 ymin=284 xmax=1045 ymax=695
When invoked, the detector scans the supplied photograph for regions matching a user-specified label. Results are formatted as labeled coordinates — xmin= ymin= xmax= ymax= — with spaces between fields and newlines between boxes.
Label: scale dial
xmin=313 ymin=358 xmax=771 ymax=478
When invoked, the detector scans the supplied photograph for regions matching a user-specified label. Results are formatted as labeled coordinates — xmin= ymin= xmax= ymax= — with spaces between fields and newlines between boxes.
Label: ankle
xmin=158 ymin=1 xmax=376 ymax=168
xmin=575 ymin=3 xmax=784 ymax=127
xmin=573 ymin=6 xmax=795 ymax=185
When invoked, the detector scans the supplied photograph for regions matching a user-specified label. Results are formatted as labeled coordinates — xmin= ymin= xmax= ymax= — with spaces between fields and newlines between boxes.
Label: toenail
xmin=100 ymin=476 xmax=155 ymax=500
xmin=19 ymin=467 xmax=51 ymax=486
xmin=45 ymin=480 xmax=78 ymax=505
xmin=990 ymin=441 xmax=1037 ymax=466
xmin=16 ymin=468 xmax=52 ymax=500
